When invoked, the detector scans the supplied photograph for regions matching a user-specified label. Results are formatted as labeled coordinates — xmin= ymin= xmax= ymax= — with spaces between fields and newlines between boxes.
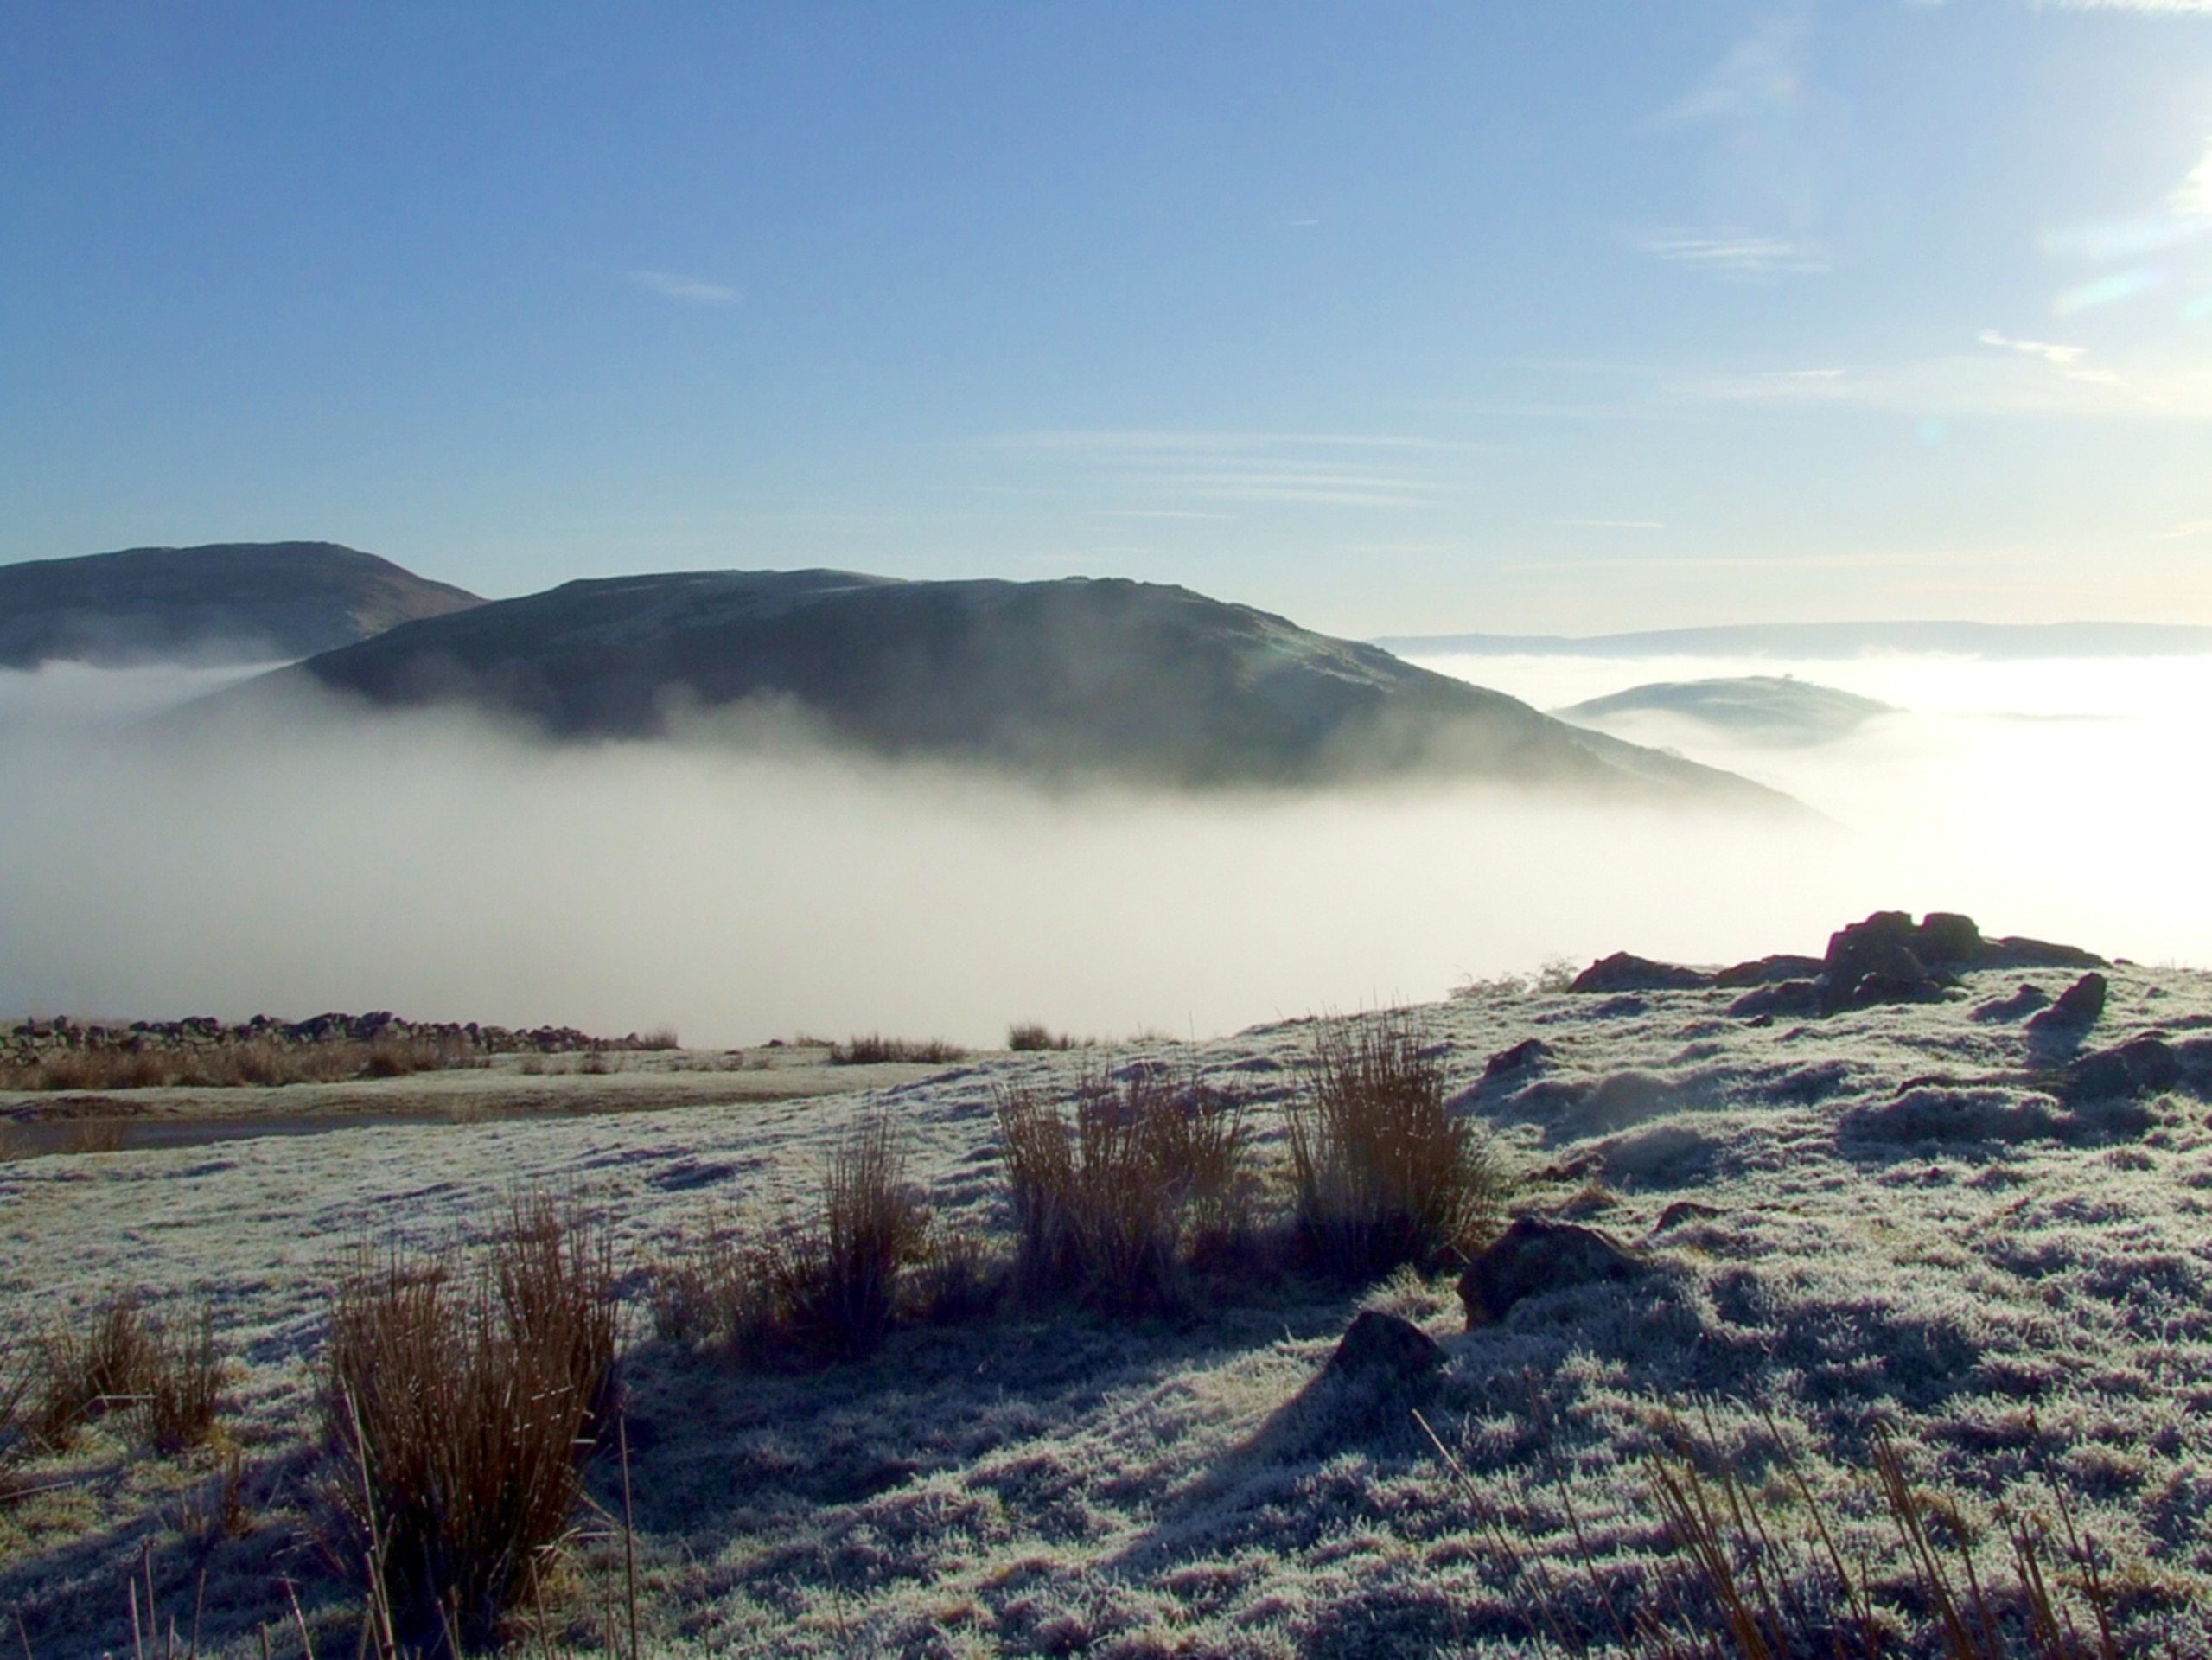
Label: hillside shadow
xmin=0 ymin=1445 xmax=336 ymax=1657
xmin=610 ymin=1293 xmax=1359 ymax=1546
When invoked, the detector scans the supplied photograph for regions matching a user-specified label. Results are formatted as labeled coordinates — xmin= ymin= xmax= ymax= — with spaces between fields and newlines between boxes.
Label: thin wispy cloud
xmin=1978 ymin=329 xmax=2123 ymax=386
xmin=1638 ymin=232 xmax=1829 ymax=278
xmin=987 ymin=430 xmax=1455 ymax=513
xmin=2039 ymin=137 xmax=2212 ymax=314
xmin=627 ymin=269 xmax=743 ymax=304
xmin=1661 ymin=8 xmax=1808 ymax=125
xmin=1644 ymin=6 xmax=1828 ymax=284
xmin=1556 ymin=518 xmax=1667 ymax=529
xmin=1683 ymin=336 xmax=2212 ymax=418
xmin=2035 ymin=0 xmax=2212 ymax=11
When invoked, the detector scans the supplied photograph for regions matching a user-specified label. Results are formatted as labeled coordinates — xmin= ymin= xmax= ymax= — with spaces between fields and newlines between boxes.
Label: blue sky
xmin=4 ymin=1 xmax=2210 ymax=635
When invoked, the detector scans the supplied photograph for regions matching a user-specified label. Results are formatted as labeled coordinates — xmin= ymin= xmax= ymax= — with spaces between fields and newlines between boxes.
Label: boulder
xmin=1915 ymin=912 xmax=1986 ymax=967
xmin=1569 ymin=953 xmax=1715 ymax=993
xmin=1457 ymin=1217 xmax=1647 ymax=1328
xmin=1819 ymin=912 xmax=1951 ymax=1013
xmin=2027 ymin=973 xmax=2107 ymax=1034
xmin=1326 ymin=1311 xmax=1442 ymax=1389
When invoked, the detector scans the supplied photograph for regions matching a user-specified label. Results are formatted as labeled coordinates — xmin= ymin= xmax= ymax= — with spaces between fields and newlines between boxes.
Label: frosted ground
xmin=4 ymin=954 xmax=2210 ymax=1656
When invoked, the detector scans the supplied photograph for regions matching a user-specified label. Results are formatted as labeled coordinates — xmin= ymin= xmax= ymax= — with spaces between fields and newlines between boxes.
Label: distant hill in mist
xmin=0 ymin=542 xmax=483 ymax=668
xmin=251 ymin=567 xmax=1794 ymax=802
xmin=1377 ymin=620 xmax=2212 ymax=660
xmin=1559 ymin=675 xmax=1892 ymax=745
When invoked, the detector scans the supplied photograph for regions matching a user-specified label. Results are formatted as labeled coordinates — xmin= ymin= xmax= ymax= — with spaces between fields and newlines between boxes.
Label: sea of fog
xmin=0 ymin=654 xmax=2203 ymax=1049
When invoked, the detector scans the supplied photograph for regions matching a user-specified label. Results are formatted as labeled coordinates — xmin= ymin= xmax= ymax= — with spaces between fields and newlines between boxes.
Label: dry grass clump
xmin=830 ymin=1034 xmax=968 ymax=1065
xmin=145 ymin=1307 xmax=226 ymax=1455
xmin=1288 ymin=1014 xmax=1505 ymax=1280
xmin=1424 ymin=1412 xmax=2124 ymax=1660
xmin=649 ymin=1114 xmax=933 ymax=1364
xmin=1007 ymin=1022 xmax=1083 ymax=1052
xmin=996 ymin=1070 xmax=1250 ymax=1312
xmin=31 ymin=1293 xmax=161 ymax=1447
xmin=322 ymin=1196 xmax=617 ymax=1651
xmin=0 ymin=1334 xmax=34 ymax=1491
xmin=19 ymin=1293 xmax=226 ymax=1455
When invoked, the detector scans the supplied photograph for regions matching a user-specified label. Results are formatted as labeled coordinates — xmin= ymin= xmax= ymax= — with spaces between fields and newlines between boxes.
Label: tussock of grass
xmin=19 ymin=1294 xmax=226 ymax=1457
xmin=1423 ymin=1408 xmax=2124 ymax=1660
xmin=786 ymin=1112 xmax=933 ymax=1357
xmin=1288 ymin=1013 xmax=1505 ymax=1279
xmin=651 ymin=1114 xmax=932 ymax=1364
xmin=146 ymin=1306 xmax=225 ymax=1455
xmin=830 ymin=1034 xmax=968 ymax=1065
xmin=1007 ymin=1022 xmax=1084 ymax=1052
xmin=996 ymin=1069 xmax=1251 ymax=1312
xmin=322 ymin=1196 xmax=617 ymax=1651
xmin=908 ymin=1227 xmax=1006 ymax=1325
xmin=32 ymin=1293 xmax=159 ymax=1448
xmin=0 ymin=1333 xmax=32 ymax=1491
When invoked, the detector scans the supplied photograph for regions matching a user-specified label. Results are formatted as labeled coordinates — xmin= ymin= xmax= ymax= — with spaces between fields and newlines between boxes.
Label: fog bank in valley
xmin=0 ymin=655 xmax=2202 ymax=1049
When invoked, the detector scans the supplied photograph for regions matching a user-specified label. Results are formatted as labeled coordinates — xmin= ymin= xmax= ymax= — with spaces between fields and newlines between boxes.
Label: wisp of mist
xmin=1 ymin=654 xmax=2203 ymax=1048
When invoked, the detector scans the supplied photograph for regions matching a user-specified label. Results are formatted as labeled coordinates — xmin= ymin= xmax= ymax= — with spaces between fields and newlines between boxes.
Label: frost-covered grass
xmin=3 ymin=966 xmax=2211 ymax=1654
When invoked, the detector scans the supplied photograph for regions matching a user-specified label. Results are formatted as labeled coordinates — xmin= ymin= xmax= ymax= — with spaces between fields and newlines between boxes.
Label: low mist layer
xmin=0 ymin=654 xmax=2201 ymax=1048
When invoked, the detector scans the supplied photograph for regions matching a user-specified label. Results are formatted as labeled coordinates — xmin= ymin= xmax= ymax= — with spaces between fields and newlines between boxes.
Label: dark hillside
xmin=0 ymin=542 xmax=482 ymax=667
xmin=265 ymin=567 xmax=1792 ymax=802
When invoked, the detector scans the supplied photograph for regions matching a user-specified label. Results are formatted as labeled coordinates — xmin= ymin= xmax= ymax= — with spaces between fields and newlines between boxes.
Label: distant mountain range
xmin=0 ymin=542 xmax=482 ymax=668
xmin=1376 ymin=621 xmax=2212 ymax=660
xmin=241 ymin=566 xmax=1792 ymax=801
